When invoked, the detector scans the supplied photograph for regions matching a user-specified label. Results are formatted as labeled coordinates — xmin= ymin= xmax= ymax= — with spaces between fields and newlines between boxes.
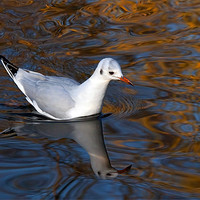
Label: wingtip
xmin=0 ymin=55 xmax=7 ymax=61
xmin=0 ymin=55 xmax=5 ymax=65
xmin=0 ymin=55 xmax=19 ymax=78
xmin=0 ymin=55 xmax=12 ymax=65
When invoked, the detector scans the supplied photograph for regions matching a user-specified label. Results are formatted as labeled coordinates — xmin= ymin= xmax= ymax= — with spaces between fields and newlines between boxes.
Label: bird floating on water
xmin=0 ymin=56 xmax=133 ymax=120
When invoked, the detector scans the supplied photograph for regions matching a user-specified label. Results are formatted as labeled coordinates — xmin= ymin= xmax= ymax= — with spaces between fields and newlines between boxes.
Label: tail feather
xmin=0 ymin=55 xmax=19 ymax=79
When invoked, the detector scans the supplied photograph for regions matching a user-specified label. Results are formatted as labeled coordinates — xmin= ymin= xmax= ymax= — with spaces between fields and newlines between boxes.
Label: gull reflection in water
xmin=1 ymin=116 xmax=131 ymax=179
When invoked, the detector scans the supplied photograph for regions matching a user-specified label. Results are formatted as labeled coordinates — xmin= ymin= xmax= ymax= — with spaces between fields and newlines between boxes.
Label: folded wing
xmin=15 ymin=70 xmax=77 ymax=119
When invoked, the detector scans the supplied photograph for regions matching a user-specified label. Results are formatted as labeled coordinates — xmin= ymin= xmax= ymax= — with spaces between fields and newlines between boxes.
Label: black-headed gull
xmin=0 ymin=56 xmax=133 ymax=120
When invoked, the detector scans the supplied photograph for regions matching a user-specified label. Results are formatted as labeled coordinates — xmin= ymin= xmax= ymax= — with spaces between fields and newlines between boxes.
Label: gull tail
xmin=0 ymin=55 xmax=19 ymax=79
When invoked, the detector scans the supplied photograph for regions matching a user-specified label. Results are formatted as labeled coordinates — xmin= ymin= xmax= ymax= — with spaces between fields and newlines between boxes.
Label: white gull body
xmin=0 ymin=56 xmax=133 ymax=120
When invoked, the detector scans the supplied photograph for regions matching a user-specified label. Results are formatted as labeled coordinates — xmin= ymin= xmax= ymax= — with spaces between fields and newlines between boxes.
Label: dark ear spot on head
xmin=98 ymin=171 xmax=101 ymax=175
xmin=100 ymin=69 xmax=103 ymax=75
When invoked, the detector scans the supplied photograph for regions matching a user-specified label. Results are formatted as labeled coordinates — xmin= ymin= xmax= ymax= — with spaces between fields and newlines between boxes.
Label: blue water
xmin=0 ymin=0 xmax=200 ymax=199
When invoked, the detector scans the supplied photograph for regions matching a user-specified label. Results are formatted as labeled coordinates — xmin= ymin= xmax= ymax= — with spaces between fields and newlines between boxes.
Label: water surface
xmin=0 ymin=0 xmax=200 ymax=199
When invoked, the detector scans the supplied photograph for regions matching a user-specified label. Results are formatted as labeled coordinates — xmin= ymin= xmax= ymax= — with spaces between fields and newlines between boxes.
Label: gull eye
xmin=109 ymin=71 xmax=114 ymax=75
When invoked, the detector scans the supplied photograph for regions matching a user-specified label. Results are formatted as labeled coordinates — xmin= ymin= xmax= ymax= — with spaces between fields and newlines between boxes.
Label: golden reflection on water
xmin=0 ymin=0 xmax=200 ymax=199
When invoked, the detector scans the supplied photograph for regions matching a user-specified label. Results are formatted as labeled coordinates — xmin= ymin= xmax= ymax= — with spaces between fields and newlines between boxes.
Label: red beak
xmin=120 ymin=77 xmax=134 ymax=86
xmin=117 ymin=164 xmax=132 ymax=174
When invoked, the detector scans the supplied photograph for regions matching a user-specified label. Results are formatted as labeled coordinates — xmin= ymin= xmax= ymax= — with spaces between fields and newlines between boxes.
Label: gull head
xmin=96 ymin=168 xmax=119 ymax=179
xmin=95 ymin=164 xmax=132 ymax=179
xmin=94 ymin=58 xmax=133 ymax=86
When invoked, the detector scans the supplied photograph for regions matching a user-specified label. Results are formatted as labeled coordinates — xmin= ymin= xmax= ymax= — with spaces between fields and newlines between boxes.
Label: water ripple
xmin=0 ymin=0 xmax=200 ymax=199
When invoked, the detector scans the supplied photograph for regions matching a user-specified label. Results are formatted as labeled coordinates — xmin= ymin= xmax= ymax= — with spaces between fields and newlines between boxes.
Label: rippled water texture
xmin=0 ymin=0 xmax=200 ymax=199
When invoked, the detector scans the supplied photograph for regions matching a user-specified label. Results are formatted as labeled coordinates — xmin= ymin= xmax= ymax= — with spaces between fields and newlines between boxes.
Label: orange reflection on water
xmin=0 ymin=0 xmax=200 ymax=199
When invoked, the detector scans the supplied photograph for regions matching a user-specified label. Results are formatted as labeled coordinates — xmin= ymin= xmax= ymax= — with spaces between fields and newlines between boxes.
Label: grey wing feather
xmin=46 ymin=76 xmax=80 ymax=90
xmin=32 ymin=82 xmax=75 ymax=119
xmin=15 ymin=69 xmax=78 ymax=119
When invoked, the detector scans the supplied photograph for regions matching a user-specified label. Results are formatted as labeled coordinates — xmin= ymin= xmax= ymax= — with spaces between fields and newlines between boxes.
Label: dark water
xmin=0 ymin=0 xmax=200 ymax=199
